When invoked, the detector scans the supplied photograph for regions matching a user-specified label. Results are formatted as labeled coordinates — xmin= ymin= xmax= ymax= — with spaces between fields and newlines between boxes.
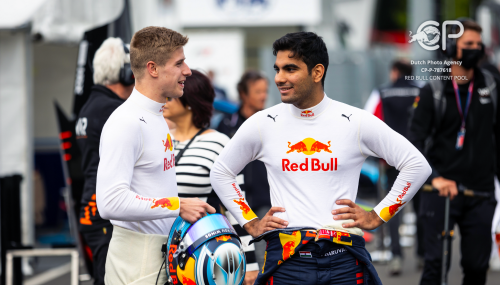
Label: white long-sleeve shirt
xmin=210 ymin=94 xmax=431 ymax=229
xmin=96 ymin=89 xmax=179 ymax=235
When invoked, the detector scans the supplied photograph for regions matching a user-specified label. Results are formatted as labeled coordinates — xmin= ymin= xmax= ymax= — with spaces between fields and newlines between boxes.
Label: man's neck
xmin=239 ymin=104 xmax=257 ymax=119
xmin=293 ymin=87 xmax=324 ymax=109
xmin=451 ymin=63 xmax=474 ymax=84
xmin=171 ymin=114 xmax=200 ymax=142
xmin=135 ymin=81 xmax=167 ymax=104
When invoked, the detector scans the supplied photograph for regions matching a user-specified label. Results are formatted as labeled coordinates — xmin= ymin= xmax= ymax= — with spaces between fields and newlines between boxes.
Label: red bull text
xmin=282 ymin=158 xmax=337 ymax=172
xmin=164 ymin=154 xmax=175 ymax=171
xmin=300 ymin=110 xmax=314 ymax=117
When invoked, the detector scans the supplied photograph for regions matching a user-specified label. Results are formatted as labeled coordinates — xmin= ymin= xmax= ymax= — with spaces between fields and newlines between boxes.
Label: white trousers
xmin=105 ymin=226 xmax=168 ymax=285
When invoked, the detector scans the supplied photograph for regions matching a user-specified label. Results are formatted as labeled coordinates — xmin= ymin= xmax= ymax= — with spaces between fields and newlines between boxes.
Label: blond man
xmin=96 ymin=27 xmax=215 ymax=284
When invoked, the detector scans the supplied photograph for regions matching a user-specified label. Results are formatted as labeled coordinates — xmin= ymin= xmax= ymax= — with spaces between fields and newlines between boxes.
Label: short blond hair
xmin=130 ymin=26 xmax=189 ymax=79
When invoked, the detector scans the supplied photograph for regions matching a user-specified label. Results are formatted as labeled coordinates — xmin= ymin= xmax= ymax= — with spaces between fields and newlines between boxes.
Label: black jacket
xmin=409 ymin=68 xmax=500 ymax=192
xmin=379 ymin=77 xmax=421 ymax=138
xmin=76 ymin=85 xmax=124 ymax=231
xmin=217 ymin=110 xmax=271 ymax=209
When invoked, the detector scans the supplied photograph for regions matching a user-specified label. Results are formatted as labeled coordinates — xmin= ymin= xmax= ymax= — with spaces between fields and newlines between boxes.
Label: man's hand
xmin=243 ymin=207 xmax=288 ymax=238
xmin=332 ymin=200 xmax=384 ymax=230
xmin=244 ymin=270 xmax=258 ymax=285
xmin=432 ymin=177 xmax=458 ymax=200
xmin=179 ymin=198 xmax=216 ymax=224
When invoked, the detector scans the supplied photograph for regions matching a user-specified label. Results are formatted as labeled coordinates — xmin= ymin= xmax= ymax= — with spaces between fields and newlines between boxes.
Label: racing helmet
xmin=165 ymin=213 xmax=246 ymax=285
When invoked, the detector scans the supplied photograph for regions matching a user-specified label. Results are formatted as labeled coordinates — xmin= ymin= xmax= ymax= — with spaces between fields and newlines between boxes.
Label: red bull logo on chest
xmin=283 ymin=138 xmax=337 ymax=172
xmin=163 ymin=133 xmax=173 ymax=152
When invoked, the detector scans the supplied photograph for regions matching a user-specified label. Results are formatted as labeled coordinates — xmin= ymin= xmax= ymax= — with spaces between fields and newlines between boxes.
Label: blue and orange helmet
xmin=165 ymin=214 xmax=246 ymax=285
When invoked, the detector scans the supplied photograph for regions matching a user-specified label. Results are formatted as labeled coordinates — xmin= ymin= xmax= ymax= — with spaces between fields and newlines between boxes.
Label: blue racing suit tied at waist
xmin=250 ymin=227 xmax=382 ymax=285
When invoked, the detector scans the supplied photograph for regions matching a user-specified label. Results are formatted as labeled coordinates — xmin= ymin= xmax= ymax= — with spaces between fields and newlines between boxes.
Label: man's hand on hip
xmin=432 ymin=177 xmax=458 ymax=200
xmin=179 ymin=198 xmax=216 ymax=223
xmin=243 ymin=207 xmax=288 ymax=238
xmin=332 ymin=199 xmax=384 ymax=230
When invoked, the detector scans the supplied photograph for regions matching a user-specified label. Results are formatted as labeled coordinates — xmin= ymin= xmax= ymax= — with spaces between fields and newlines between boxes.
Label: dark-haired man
xmin=211 ymin=31 xmax=431 ymax=284
xmin=409 ymin=19 xmax=499 ymax=285
xmin=365 ymin=59 xmax=424 ymax=275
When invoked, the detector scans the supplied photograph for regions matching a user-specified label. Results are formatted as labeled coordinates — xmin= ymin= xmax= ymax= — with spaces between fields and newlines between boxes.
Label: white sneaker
xmin=389 ymin=256 xmax=402 ymax=276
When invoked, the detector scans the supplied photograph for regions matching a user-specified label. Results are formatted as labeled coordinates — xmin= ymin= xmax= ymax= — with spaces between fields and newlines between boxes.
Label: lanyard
xmin=451 ymin=79 xmax=474 ymax=130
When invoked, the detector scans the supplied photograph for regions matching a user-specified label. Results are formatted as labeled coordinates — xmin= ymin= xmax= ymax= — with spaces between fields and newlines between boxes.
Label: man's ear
xmin=146 ymin=61 xmax=159 ymax=78
xmin=312 ymin=64 xmax=325 ymax=84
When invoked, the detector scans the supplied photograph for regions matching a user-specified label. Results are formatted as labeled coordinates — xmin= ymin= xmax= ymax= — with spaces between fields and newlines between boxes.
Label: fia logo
xmin=75 ymin=117 xmax=88 ymax=138
xmin=408 ymin=20 xmax=464 ymax=51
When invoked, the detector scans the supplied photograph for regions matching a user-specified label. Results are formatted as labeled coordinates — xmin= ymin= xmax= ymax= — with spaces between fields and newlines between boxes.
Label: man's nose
xmin=183 ymin=63 xmax=192 ymax=77
xmin=275 ymin=71 xmax=286 ymax=85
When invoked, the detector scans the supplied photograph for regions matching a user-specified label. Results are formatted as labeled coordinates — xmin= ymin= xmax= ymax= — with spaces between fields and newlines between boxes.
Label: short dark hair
xmin=391 ymin=59 xmax=412 ymax=77
xmin=462 ymin=19 xmax=482 ymax=33
xmin=179 ymin=70 xmax=214 ymax=129
xmin=272 ymin=32 xmax=329 ymax=86
xmin=237 ymin=70 xmax=267 ymax=96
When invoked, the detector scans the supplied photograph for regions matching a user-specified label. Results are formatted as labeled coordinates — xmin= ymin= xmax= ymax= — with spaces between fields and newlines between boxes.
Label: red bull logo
xmin=287 ymin=138 xmax=331 ymax=155
xmin=279 ymin=231 xmax=301 ymax=262
xmin=233 ymin=198 xmax=258 ymax=220
xmin=163 ymin=133 xmax=173 ymax=152
xmin=151 ymin=197 xmax=179 ymax=210
xmin=380 ymin=182 xmax=411 ymax=221
xmin=176 ymin=256 xmax=196 ymax=285
xmin=301 ymin=110 xmax=314 ymax=117
xmin=181 ymin=276 xmax=196 ymax=285
xmin=215 ymin=235 xmax=232 ymax=242
xmin=380 ymin=202 xmax=406 ymax=221
xmin=284 ymin=138 xmax=337 ymax=172
xmin=317 ymin=229 xmax=352 ymax=246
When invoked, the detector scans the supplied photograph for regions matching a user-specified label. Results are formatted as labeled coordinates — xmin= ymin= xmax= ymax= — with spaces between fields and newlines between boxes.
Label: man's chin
xmin=281 ymin=94 xmax=297 ymax=104
xmin=169 ymin=91 xmax=184 ymax=99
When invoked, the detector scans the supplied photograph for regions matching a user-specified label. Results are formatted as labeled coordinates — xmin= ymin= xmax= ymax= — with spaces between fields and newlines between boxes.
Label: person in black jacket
xmin=216 ymin=70 xmax=270 ymax=268
xmin=409 ymin=19 xmax=500 ymax=285
xmin=75 ymin=37 xmax=134 ymax=285
xmin=366 ymin=59 xmax=424 ymax=275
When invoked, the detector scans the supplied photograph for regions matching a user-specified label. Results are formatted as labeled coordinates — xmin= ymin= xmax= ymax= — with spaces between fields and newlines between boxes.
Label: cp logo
xmin=408 ymin=20 xmax=464 ymax=51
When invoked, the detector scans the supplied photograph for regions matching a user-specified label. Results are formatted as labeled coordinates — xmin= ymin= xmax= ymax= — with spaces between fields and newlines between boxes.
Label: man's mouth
xmin=278 ymin=86 xmax=293 ymax=94
xmin=178 ymin=80 xmax=185 ymax=88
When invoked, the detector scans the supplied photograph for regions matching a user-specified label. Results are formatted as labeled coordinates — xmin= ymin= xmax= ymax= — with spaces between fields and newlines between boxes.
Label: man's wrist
xmin=370 ymin=210 xmax=384 ymax=227
xmin=243 ymin=219 xmax=260 ymax=237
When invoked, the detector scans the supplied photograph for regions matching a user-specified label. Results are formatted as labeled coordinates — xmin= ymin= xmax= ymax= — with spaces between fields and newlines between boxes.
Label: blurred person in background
xmin=409 ymin=19 xmax=499 ymax=285
xmin=364 ymin=59 xmax=424 ymax=275
xmin=208 ymin=69 xmax=228 ymax=101
xmin=163 ymin=69 xmax=259 ymax=284
xmin=216 ymin=70 xmax=271 ymax=269
xmin=96 ymin=27 xmax=215 ymax=285
xmin=76 ymin=37 xmax=134 ymax=285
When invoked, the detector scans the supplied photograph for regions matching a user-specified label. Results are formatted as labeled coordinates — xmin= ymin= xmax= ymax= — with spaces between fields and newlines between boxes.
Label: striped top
xmin=173 ymin=131 xmax=258 ymax=271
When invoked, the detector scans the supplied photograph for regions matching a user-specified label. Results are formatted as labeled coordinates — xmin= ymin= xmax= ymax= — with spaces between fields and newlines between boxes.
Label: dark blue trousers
xmin=264 ymin=241 xmax=367 ymax=285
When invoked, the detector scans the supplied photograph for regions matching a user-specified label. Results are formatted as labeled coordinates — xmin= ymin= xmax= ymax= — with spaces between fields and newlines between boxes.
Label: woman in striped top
xmin=163 ymin=70 xmax=259 ymax=284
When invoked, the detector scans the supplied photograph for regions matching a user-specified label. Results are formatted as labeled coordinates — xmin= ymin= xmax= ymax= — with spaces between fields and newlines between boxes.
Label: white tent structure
xmin=0 ymin=0 xmax=123 ymax=274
